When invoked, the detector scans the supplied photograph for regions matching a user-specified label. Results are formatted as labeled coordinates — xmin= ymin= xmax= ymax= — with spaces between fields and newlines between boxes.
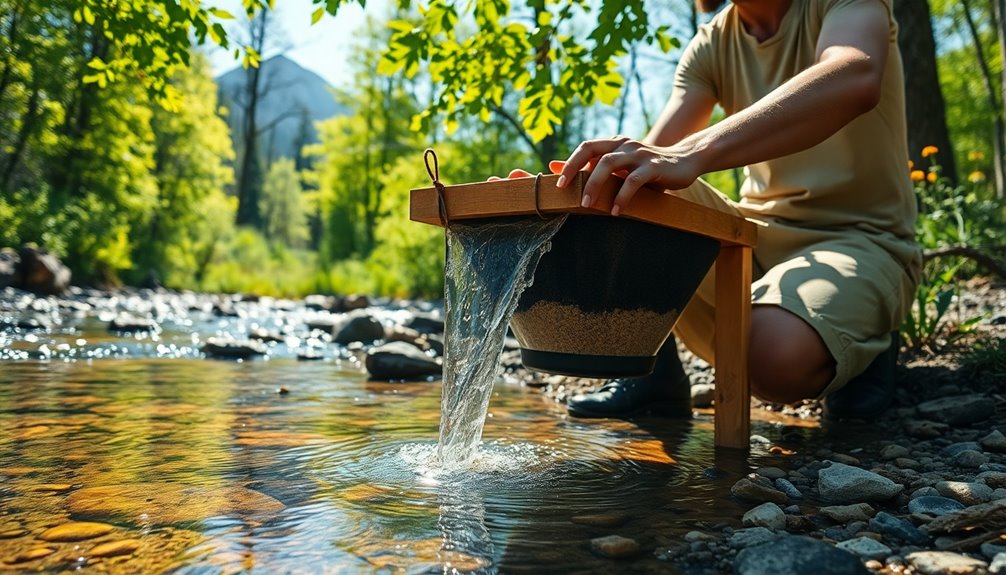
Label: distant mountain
xmin=217 ymin=55 xmax=347 ymax=163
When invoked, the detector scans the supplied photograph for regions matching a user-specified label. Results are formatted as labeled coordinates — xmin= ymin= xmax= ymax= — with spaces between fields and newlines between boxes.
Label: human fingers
xmin=582 ymin=148 xmax=655 ymax=215
xmin=507 ymin=169 xmax=534 ymax=179
xmin=558 ymin=136 xmax=631 ymax=193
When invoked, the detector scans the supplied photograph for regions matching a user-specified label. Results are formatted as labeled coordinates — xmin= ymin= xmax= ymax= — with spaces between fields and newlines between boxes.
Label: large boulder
xmin=334 ymin=311 xmax=386 ymax=344
xmin=16 ymin=245 xmax=71 ymax=295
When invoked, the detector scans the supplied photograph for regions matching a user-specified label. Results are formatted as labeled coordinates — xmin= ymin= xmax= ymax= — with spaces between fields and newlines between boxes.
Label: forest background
xmin=1 ymin=0 xmax=1004 ymax=344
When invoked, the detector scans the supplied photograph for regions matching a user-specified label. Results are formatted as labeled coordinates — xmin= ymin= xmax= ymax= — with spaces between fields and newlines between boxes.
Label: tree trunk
xmin=893 ymin=0 xmax=958 ymax=183
xmin=235 ymin=11 xmax=270 ymax=228
xmin=993 ymin=0 xmax=1006 ymax=199
xmin=961 ymin=0 xmax=1005 ymax=198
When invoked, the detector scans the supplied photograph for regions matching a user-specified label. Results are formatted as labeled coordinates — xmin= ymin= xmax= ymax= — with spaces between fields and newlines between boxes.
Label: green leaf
xmin=209 ymin=8 xmax=236 ymax=19
xmin=312 ymin=7 xmax=325 ymax=25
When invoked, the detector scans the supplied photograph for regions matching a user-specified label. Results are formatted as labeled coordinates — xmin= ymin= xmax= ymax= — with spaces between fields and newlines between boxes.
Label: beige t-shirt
xmin=674 ymin=0 xmax=918 ymax=244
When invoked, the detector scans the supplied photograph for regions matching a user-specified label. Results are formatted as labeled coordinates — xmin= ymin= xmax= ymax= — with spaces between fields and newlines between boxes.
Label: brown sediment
xmin=511 ymin=302 xmax=678 ymax=357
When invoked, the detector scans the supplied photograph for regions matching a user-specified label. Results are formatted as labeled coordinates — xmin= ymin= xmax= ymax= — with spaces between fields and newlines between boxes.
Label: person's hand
xmin=557 ymin=136 xmax=701 ymax=216
xmin=486 ymin=161 xmax=566 ymax=181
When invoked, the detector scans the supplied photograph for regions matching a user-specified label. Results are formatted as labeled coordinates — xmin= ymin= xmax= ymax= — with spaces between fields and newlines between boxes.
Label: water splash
xmin=436 ymin=216 xmax=568 ymax=469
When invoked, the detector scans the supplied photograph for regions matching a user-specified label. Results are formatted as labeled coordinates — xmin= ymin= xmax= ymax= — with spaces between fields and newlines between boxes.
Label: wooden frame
xmin=410 ymin=173 xmax=757 ymax=449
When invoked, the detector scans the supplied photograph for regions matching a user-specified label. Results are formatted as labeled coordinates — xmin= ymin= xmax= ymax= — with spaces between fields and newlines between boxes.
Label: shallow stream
xmin=0 ymin=291 xmax=838 ymax=574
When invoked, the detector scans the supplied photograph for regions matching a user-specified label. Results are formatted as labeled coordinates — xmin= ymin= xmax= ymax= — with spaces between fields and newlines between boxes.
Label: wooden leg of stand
xmin=714 ymin=245 xmax=751 ymax=449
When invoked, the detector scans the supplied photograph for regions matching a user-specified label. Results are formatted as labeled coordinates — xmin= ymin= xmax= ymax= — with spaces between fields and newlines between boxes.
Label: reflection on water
xmin=0 ymin=352 xmax=827 ymax=573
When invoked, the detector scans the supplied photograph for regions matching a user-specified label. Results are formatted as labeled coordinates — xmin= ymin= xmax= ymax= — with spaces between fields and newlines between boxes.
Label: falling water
xmin=435 ymin=215 xmax=568 ymax=469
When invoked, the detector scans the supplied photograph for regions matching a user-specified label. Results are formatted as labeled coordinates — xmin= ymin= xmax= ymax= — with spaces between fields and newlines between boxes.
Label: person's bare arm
xmin=559 ymin=0 xmax=891 ymax=215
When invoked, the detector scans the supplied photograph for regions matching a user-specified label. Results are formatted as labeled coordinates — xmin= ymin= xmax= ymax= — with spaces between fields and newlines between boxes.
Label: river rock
xmin=908 ymin=420 xmax=952 ymax=439
xmin=936 ymin=481 xmax=995 ymax=506
xmin=983 ymin=544 xmax=1006 ymax=561
xmin=570 ymin=512 xmax=631 ymax=528
xmin=334 ymin=311 xmax=386 ymax=344
xmin=953 ymin=451 xmax=991 ymax=469
xmin=16 ymin=245 xmax=71 ymax=295
xmin=742 ymin=502 xmax=786 ymax=530
xmin=927 ymin=500 xmax=1006 ymax=534
xmin=39 ymin=521 xmax=115 ymax=541
xmin=365 ymin=342 xmax=441 ymax=380
xmin=869 ymin=511 xmax=928 ymax=545
xmin=977 ymin=472 xmax=1006 ymax=489
xmin=340 ymin=294 xmax=370 ymax=312
xmin=909 ymin=496 xmax=967 ymax=517
xmin=731 ymin=476 xmax=788 ymax=504
xmin=735 ymin=536 xmax=868 ymax=575
xmin=991 ymin=553 xmax=1006 ymax=575
xmin=943 ymin=442 xmax=982 ymax=458
xmin=774 ymin=478 xmax=803 ymax=499
xmin=820 ymin=503 xmax=876 ymax=523
xmin=907 ymin=551 xmax=989 ymax=575
xmin=691 ymin=383 xmax=715 ymax=408
xmin=6 ymin=547 xmax=55 ymax=563
xmin=882 ymin=444 xmax=912 ymax=460
xmin=979 ymin=431 xmax=1006 ymax=453
xmin=89 ymin=539 xmax=142 ymax=558
xmin=590 ymin=535 xmax=641 ymax=558
xmin=201 ymin=337 xmax=266 ymax=359
xmin=836 ymin=536 xmax=892 ymax=560
xmin=66 ymin=483 xmax=284 ymax=525
xmin=108 ymin=315 xmax=159 ymax=333
xmin=818 ymin=462 xmax=903 ymax=503
xmin=406 ymin=314 xmax=445 ymax=335
xmin=728 ymin=527 xmax=780 ymax=549
xmin=755 ymin=467 xmax=787 ymax=480
xmin=916 ymin=395 xmax=995 ymax=425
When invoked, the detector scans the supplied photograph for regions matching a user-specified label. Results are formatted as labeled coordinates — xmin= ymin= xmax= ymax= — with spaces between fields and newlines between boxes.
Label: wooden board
xmin=410 ymin=172 xmax=757 ymax=247
xmin=714 ymin=245 xmax=752 ymax=450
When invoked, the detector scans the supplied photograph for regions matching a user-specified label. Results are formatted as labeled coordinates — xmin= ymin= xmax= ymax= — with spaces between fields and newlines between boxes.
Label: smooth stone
xmin=249 ymin=327 xmax=284 ymax=343
xmin=39 ymin=521 xmax=115 ymax=542
xmin=981 ymin=463 xmax=1006 ymax=473
xmin=882 ymin=444 xmax=912 ymax=460
xmin=820 ymin=503 xmax=876 ymax=523
xmin=590 ymin=535 xmax=641 ymax=559
xmin=691 ymin=383 xmax=715 ymax=408
xmin=916 ymin=395 xmax=995 ymax=425
xmin=406 ymin=314 xmax=445 ymax=335
xmin=953 ymin=450 xmax=991 ymax=468
xmin=831 ymin=453 xmax=862 ymax=466
xmin=66 ymin=483 xmax=284 ymax=525
xmin=755 ymin=467 xmax=787 ymax=480
xmin=570 ymin=512 xmax=631 ymax=528
xmin=684 ymin=531 xmax=717 ymax=542
xmin=5 ymin=547 xmax=54 ymax=563
xmin=836 ymin=536 xmax=892 ymax=561
xmin=742 ymin=502 xmax=786 ymax=530
xmin=942 ymin=442 xmax=982 ymax=458
xmin=907 ymin=420 xmax=952 ymax=439
xmin=927 ymin=500 xmax=1006 ymax=535
xmin=731 ymin=476 xmax=788 ymax=505
xmin=913 ymin=486 xmax=942 ymax=499
xmin=201 ymin=337 xmax=266 ymax=359
xmin=0 ymin=528 xmax=26 ymax=539
xmin=991 ymin=553 xmax=1006 ymax=575
xmin=774 ymin=478 xmax=803 ymax=499
xmin=818 ymin=462 xmax=903 ymax=503
xmin=977 ymin=472 xmax=1006 ymax=489
xmin=89 ymin=539 xmax=142 ymax=558
xmin=909 ymin=496 xmax=967 ymax=517
xmin=936 ymin=481 xmax=995 ymax=506
xmin=735 ymin=536 xmax=868 ymax=575
xmin=983 ymin=544 xmax=1006 ymax=561
xmin=32 ymin=483 xmax=73 ymax=492
xmin=897 ymin=458 xmax=923 ymax=470
xmin=334 ymin=312 xmax=386 ymax=344
xmin=727 ymin=527 xmax=780 ymax=549
xmin=868 ymin=512 xmax=928 ymax=545
xmin=979 ymin=431 xmax=1006 ymax=453
xmin=365 ymin=342 xmax=441 ymax=380
xmin=907 ymin=551 xmax=989 ymax=575
xmin=108 ymin=316 xmax=159 ymax=333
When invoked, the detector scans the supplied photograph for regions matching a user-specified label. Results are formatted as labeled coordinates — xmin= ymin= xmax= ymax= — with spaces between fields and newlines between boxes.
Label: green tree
xmin=260 ymin=158 xmax=309 ymax=248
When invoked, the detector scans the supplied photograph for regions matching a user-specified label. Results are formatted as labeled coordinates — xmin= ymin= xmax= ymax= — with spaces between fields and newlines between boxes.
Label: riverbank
xmin=1 ymin=279 xmax=1004 ymax=574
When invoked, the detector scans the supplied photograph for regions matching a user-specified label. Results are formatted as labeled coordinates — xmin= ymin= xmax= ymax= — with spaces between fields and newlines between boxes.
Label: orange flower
xmin=908 ymin=160 xmax=914 ymax=170
xmin=921 ymin=145 xmax=939 ymax=158
xmin=927 ymin=172 xmax=937 ymax=183
xmin=968 ymin=170 xmax=986 ymax=183
xmin=910 ymin=170 xmax=925 ymax=182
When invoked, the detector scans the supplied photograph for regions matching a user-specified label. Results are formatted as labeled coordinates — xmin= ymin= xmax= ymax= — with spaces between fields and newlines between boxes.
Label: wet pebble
xmin=89 ymin=539 xmax=142 ymax=558
xmin=731 ymin=475 xmax=788 ymax=504
xmin=755 ymin=467 xmax=787 ymax=480
xmin=200 ymin=337 xmax=266 ymax=359
xmin=868 ymin=511 xmax=928 ymax=545
xmin=906 ymin=550 xmax=989 ymax=575
xmin=820 ymin=503 xmax=876 ymax=523
xmin=881 ymin=444 xmax=911 ymax=460
xmin=908 ymin=496 xmax=966 ymax=517
xmin=941 ymin=442 xmax=981 ymax=458
xmin=5 ymin=547 xmax=55 ymax=563
xmin=936 ymin=481 xmax=995 ymax=506
xmin=774 ymin=478 xmax=803 ymax=499
xmin=590 ymin=535 xmax=641 ymax=559
xmin=991 ymin=553 xmax=1006 ymax=575
xmin=365 ymin=342 xmax=441 ymax=380
xmin=952 ymin=450 xmax=990 ymax=468
xmin=735 ymin=535 xmax=868 ymax=574
xmin=570 ymin=512 xmax=631 ymax=528
xmin=334 ymin=312 xmax=385 ymax=344
xmin=916 ymin=395 xmax=995 ymax=425
xmin=836 ymin=536 xmax=892 ymax=561
xmin=742 ymin=502 xmax=786 ymax=530
xmin=0 ymin=526 xmax=26 ymax=539
xmin=39 ymin=521 xmax=115 ymax=542
xmin=979 ymin=430 xmax=1006 ymax=453
xmin=818 ymin=462 xmax=903 ymax=503
xmin=906 ymin=420 xmax=951 ymax=439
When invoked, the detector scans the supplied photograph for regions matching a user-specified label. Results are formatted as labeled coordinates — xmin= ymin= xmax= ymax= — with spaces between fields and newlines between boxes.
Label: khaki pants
xmin=670 ymin=180 xmax=922 ymax=397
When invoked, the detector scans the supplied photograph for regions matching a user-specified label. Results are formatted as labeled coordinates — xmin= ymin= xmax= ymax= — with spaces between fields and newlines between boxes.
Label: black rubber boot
xmin=823 ymin=332 xmax=899 ymax=420
xmin=566 ymin=336 xmax=692 ymax=419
